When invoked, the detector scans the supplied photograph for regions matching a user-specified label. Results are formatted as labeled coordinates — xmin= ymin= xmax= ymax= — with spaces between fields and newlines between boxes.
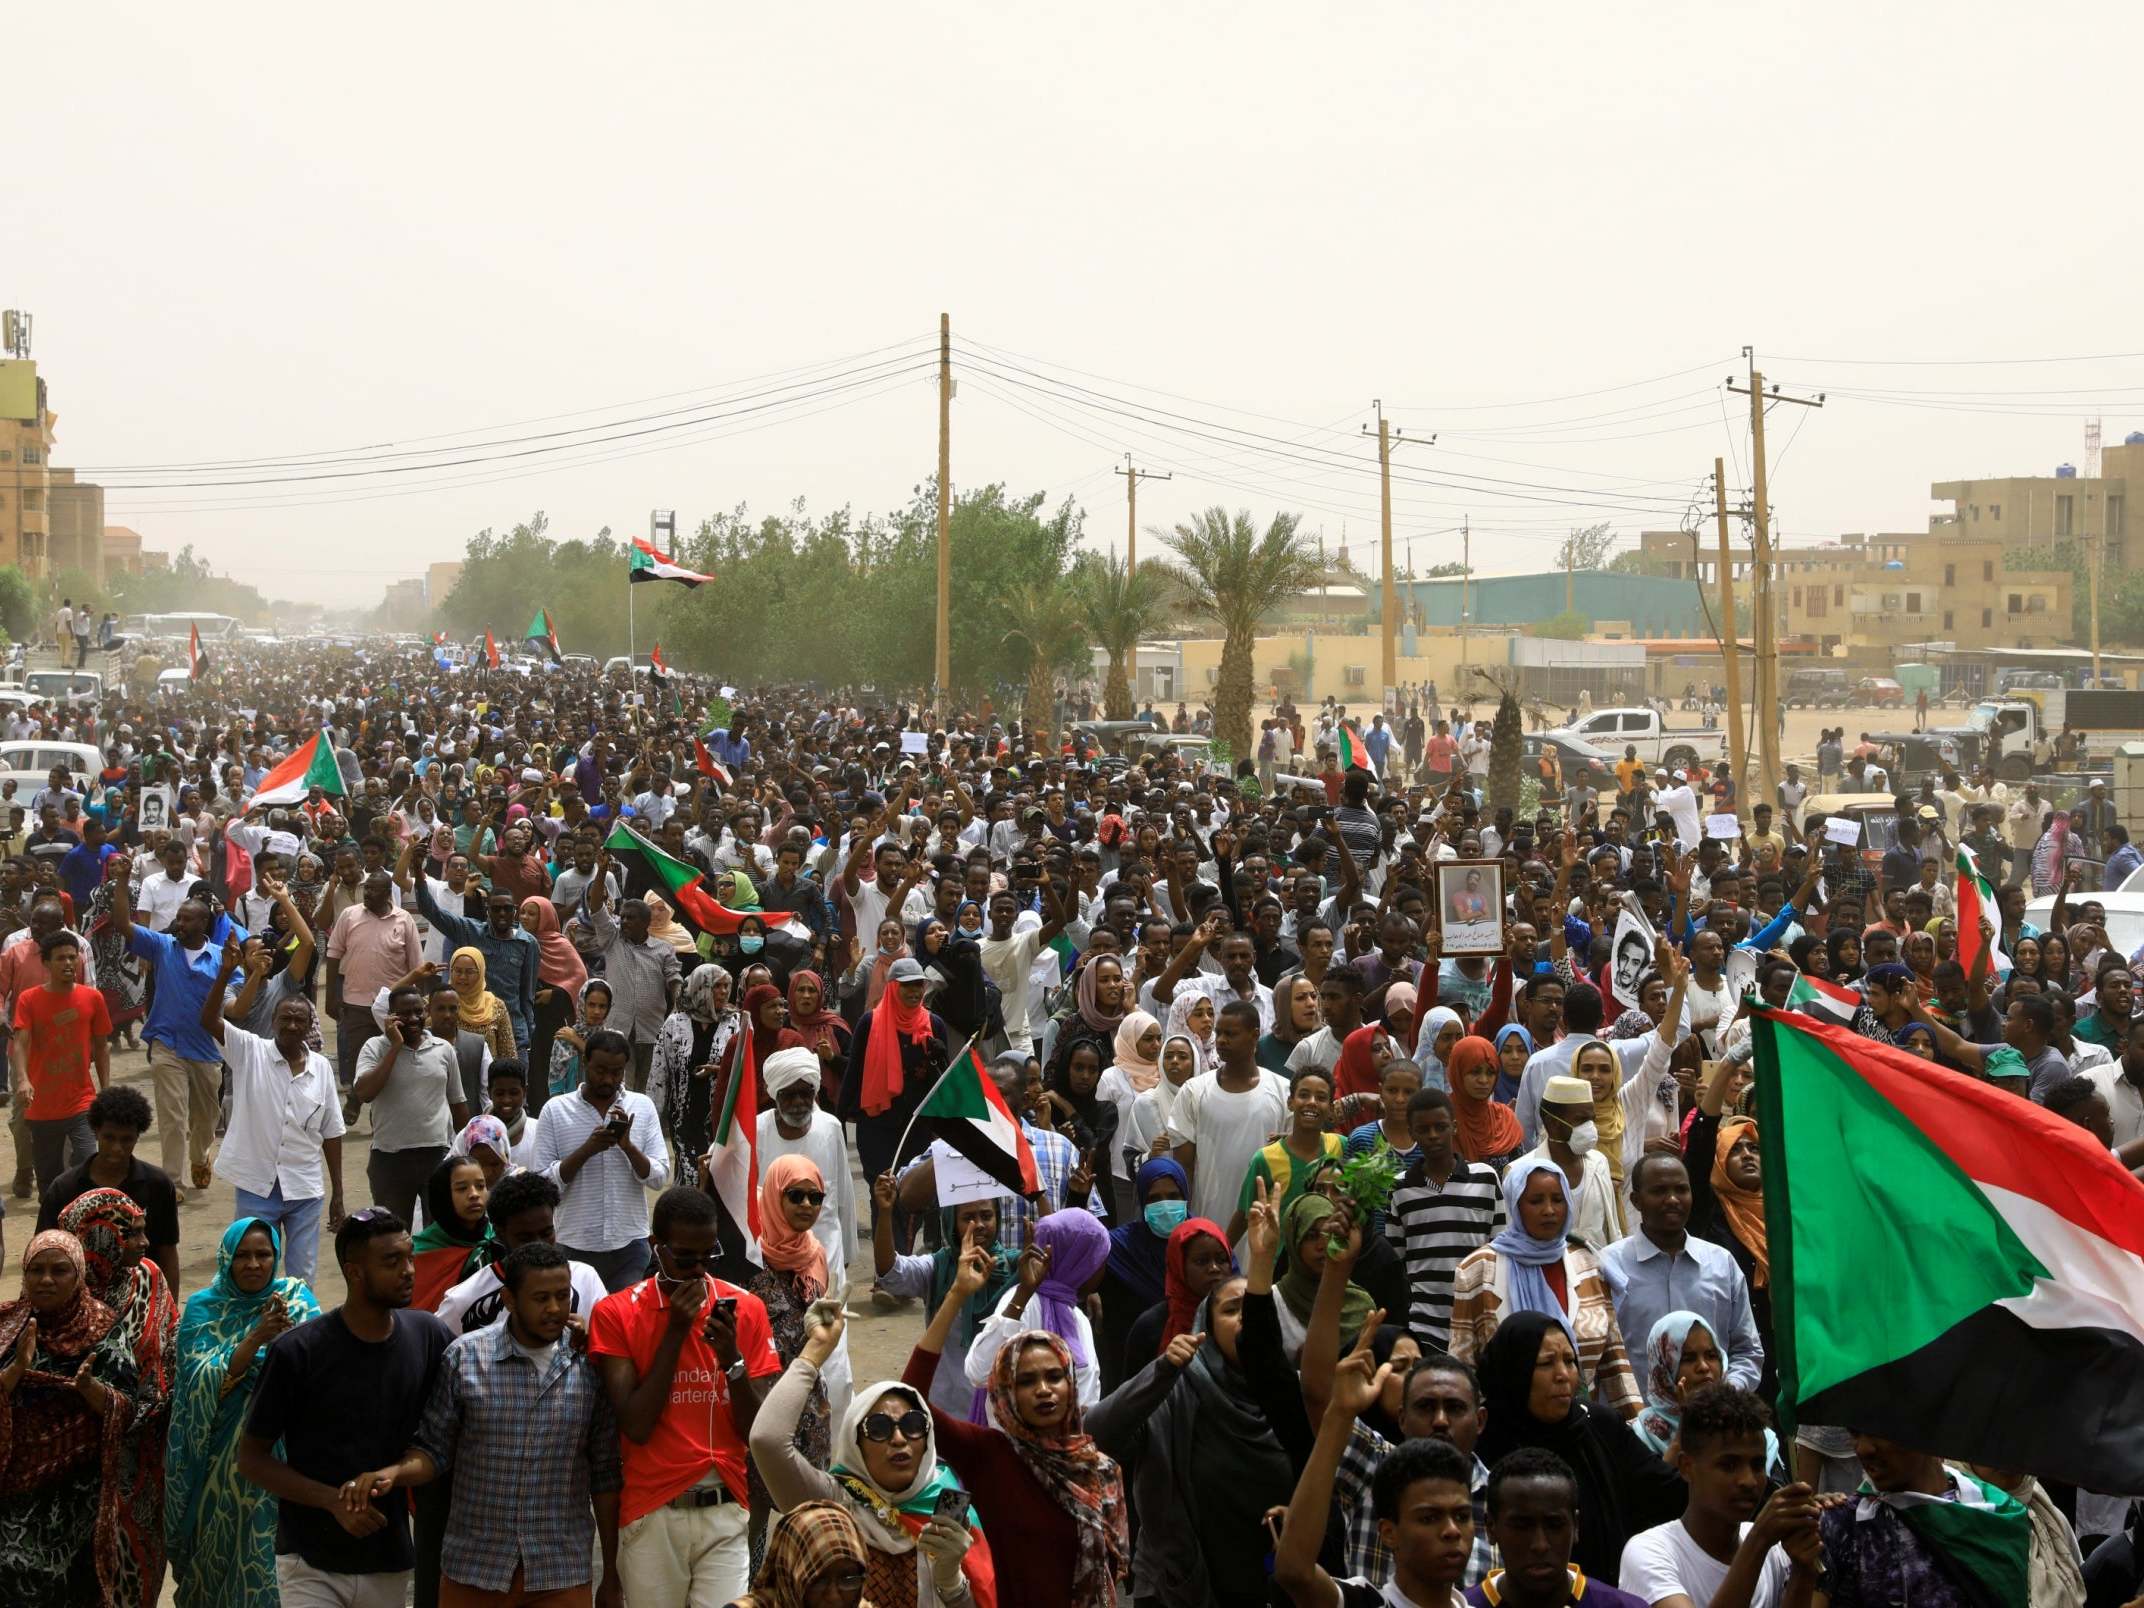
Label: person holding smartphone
xmin=748 ymin=1301 xmax=991 ymax=1605
xmin=588 ymin=1186 xmax=781 ymax=1605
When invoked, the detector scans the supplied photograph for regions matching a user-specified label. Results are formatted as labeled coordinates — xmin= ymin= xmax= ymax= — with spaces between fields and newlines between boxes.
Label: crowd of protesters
xmin=0 ymin=641 xmax=2131 ymax=1607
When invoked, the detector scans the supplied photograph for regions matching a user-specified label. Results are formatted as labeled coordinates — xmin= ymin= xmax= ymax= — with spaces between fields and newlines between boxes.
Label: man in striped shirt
xmin=1384 ymin=1088 xmax=1505 ymax=1348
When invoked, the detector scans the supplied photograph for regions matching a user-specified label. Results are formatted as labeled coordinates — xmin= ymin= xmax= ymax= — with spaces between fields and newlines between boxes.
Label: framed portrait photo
xmin=1436 ymin=858 xmax=1506 ymax=956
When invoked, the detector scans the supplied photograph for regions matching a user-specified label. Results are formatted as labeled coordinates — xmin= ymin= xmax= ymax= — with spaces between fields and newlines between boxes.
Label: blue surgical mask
xmin=739 ymin=935 xmax=764 ymax=954
xmin=1144 ymin=1199 xmax=1188 ymax=1236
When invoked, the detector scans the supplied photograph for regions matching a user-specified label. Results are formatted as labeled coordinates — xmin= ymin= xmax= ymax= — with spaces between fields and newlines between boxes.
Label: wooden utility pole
xmin=1115 ymin=455 xmax=1171 ymax=567
xmin=1459 ymin=516 xmax=1471 ymax=671
xmin=1362 ymin=403 xmax=1431 ymax=706
xmin=1728 ymin=355 xmax=1823 ymax=811
xmin=934 ymin=313 xmax=951 ymax=712
xmin=1714 ymin=458 xmax=1747 ymax=816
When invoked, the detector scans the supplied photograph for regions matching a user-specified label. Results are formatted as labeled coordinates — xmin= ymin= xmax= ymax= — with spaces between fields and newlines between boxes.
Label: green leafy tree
xmin=1556 ymin=522 xmax=1616 ymax=572
xmin=999 ymin=580 xmax=1086 ymax=746
xmin=0 ymin=567 xmax=36 ymax=644
xmin=1528 ymin=609 xmax=1592 ymax=640
xmin=1159 ymin=507 xmax=1323 ymax=757
xmin=1070 ymin=553 xmax=1177 ymax=719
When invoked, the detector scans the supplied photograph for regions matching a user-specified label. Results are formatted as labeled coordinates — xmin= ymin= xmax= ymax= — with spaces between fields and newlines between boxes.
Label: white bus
xmin=121 ymin=612 xmax=244 ymax=643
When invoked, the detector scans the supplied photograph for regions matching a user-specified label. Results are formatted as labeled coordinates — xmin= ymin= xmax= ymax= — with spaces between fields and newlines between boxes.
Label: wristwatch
xmin=726 ymin=1359 xmax=749 ymax=1385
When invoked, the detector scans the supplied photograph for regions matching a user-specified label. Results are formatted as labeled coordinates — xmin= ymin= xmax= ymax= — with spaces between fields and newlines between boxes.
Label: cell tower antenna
xmin=2086 ymin=418 xmax=2103 ymax=479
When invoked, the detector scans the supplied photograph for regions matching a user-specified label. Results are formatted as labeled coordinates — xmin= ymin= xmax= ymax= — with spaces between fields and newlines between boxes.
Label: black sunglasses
xmin=859 ymin=1408 xmax=930 ymax=1443
xmin=784 ymin=1187 xmax=827 ymax=1207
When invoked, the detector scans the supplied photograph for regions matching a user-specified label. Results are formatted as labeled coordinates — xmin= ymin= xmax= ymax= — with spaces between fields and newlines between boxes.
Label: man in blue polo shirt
xmin=112 ymin=854 xmax=233 ymax=1198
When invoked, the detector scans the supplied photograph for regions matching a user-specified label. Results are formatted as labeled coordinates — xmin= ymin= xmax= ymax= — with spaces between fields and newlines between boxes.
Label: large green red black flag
xmin=1753 ymin=1009 xmax=2144 ymax=1491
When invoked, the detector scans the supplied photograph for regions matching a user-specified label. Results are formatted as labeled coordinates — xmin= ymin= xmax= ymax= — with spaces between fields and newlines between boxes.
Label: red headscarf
xmin=1446 ymin=1035 xmax=1524 ymax=1162
xmin=1332 ymin=1023 xmax=1395 ymax=1101
xmin=859 ymin=978 xmax=934 ymax=1117
xmin=1159 ymin=1217 xmax=1229 ymax=1348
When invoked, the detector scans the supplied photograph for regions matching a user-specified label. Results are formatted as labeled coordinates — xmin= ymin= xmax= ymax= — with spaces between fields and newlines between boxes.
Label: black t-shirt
xmin=247 ymin=1307 xmax=452 ymax=1574
xmin=37 ymin=1156 xmax=182 ymax=1252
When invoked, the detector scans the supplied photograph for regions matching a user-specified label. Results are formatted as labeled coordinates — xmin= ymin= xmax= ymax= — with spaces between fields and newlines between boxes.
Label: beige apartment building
xmin=1929 ymin=436 xmax=2144 ymax=574
xmin=1635 ymin=527 xmax=2069 ymax=656
xmin=0 ymin=359 xmax=106 ymax=582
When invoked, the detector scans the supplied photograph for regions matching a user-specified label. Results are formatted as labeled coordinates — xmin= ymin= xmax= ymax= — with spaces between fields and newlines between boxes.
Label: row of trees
xmin=433 ymin=484 xmax=1330 ymax=757
xmin=0 ymin=545 xmax=277 ymax=648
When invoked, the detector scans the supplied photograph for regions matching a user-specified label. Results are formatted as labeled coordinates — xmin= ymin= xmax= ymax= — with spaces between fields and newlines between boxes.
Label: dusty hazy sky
xmin=12 ymin=2 xmax=2144 ymax=608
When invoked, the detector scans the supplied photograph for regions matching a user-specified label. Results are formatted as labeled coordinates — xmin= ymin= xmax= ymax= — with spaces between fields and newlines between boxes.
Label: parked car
xmin=0 ymin=740 xmax=105 ymax=799
xmin=1854 ymin=677 xmax=1905 ymax=708
xmin=1522 ymin=732 xmax=1617 ymax=793
xmin=1546 ymin=707 xmax=1725 ymax=773
xmin=1786 ymin=668 xmax=1852 ymax=709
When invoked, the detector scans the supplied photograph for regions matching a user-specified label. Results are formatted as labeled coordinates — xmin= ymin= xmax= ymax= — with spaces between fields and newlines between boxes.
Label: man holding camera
xmin=535 ymin=1025 xmax=671 ymax=1293
xmin=590 ymin=1185 xmax=781 ymax=1605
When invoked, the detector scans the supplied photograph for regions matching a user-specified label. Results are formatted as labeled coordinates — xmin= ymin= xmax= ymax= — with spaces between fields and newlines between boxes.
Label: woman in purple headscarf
xmin=959 ymin=1208 xmax=1113 ymax=1420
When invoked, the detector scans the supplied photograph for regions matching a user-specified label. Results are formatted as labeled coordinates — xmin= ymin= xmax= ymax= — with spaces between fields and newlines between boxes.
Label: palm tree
xmin=1070 ymin=553 xmax=1178 ymax=720
xmin=1159 ymin=507 xmax=1323 ymax=757
xmin=1471 ymin=666 xmax=1527 ymax=815
xmin=1000 ymin=580 xmax=1086 ymax=752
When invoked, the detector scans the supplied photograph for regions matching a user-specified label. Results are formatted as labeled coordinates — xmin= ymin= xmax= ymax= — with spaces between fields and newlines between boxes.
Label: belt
xmin=668 ymin=1482 xmax=734 ymax=1511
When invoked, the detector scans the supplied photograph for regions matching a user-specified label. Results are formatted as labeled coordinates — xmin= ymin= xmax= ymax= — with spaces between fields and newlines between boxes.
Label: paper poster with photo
xmin=1608 ymin=894 xmax=1658 ymax=1015
xmin=1435 ymin=859 xmax=1506 ymax=956
xmin=136 ymin=785 xmax=174 ymax=834
xmin=1704 ymin=811 xmax=1743 ymax=841
xmin=929 ymin=1140 xmax=1012 ymax=1207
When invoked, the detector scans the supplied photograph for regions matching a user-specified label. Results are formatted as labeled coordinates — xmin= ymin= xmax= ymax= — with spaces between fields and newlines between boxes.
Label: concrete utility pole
xmin=1460 ymin=516 xmax=1471 ymax=671
xmin=1362 ymin=403 xmax=1432 ymax=705
xmin=2091 ymin=530 xmax=2104 ymax=684
xmin=935 ymin=313 xmax=951 ymax=714
xmin=1728 ymin=354 xmax=1824 ymax=812
xmin=1114 ymin=455 xmax=1171 ymax=567
xmin=1713 ymin=459 xmax=1747 ymax=816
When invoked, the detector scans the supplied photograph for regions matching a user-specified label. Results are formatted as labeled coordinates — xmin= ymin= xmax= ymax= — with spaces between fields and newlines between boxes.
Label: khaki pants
xmin=149 ymin=1041 xmax=222 ymax=1178
xmin=274 ymin=1556 xmax=412 ymax=1608
xmin=618 ymin=1499 xmax=748 ymax=1608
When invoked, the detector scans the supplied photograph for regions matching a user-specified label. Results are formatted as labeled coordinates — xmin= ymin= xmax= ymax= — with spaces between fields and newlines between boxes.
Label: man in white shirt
xmin=199 ymin=944 xmax=346 ymax=1284
xmin=1155 ymin=924 xmax=1276 ymax=1033
xmin=1166 ymin=1002 xmax=1289 ymax=1228
xmin=533 ymin=1026 xmax=669 ymax=1292
xmin=1620 ymin=1384 xmax=1814 ymax=1608
xmin=135 ymin=835 xmax=198 ymax=933
xmin=979 ymin=878 xmax=1069 ymax=1055
xmin=434 ymin=1169 xmax=611 ymax=1337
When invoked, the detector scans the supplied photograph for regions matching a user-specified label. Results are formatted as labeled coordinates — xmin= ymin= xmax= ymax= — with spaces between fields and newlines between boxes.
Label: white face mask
xmin=1557 ymin=1118 xmax=1600 ymax=1157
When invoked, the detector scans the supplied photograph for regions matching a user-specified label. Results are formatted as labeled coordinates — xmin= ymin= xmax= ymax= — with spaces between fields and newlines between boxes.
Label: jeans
xmin=27 ymin=1113 xmax=94 ymax=1197
xmin=563 ymin=1237 xmax=650 ymax=1294
xmin=234 ymin=1179 xmax=326 ymax=1286
xmin=148 ymin=1041 xmax=222 ymax=1178
xmin=275 ymin=1555 xmax=412 ymax=1608
xmin=368 ymin=1145 xmax=446 ymax=1229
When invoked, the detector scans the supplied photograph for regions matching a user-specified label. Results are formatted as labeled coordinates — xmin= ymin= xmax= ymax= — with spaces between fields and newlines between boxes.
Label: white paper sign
xmin=901 ymin=731 xmax=930 ymax=755
xmin=1823 ymin=815 xmax=1862 ymax=847
xmin=929 ymin=1140 xmax=1011 ymax=1207
xmin=1704 ymin=812 xmax=1742 ymax=841
xmin=719 ymin=685 xmax=737 ymax=699
xmin=1725 ymin=946 xmax=1759 ymax=1002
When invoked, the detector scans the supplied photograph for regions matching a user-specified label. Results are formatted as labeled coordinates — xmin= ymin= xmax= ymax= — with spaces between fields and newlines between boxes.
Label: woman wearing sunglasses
xmin=745 ymin=1155 xmax=845 ymax=1530
xmin=750 ymin=1303 xmax=998 ymax=1606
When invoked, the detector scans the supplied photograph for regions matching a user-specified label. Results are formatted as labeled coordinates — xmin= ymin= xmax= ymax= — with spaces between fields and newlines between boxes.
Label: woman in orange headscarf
xmin=1446 ymin=1034 xmax=1524 ymax=1168
xmin=749 ymin=1155 xmax=839 ymax=1511
xmin=1685 ymin=1063 xmax=1774 ymax=1397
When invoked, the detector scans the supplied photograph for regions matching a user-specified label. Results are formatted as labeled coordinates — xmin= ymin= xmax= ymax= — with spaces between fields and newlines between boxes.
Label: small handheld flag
xmin=523 ymin=608 xmax=563 ymax=666
xmin=694 ymin=736 xmax=731 ymax=786
xmin=893 ymin=1039 xmax=1041 ymax=1197
xmin=1338 ymin=723 xmax=1376 ymax=775
xmin=483 ymin=630 xmax=500 ymax=670
xmin=248 ymin=730 xmax=347 ymax=808
xmin=706 ymin=1029 xmax=761 ymax=1265
xmin=648 ymin=642 xmax=668 ymax=682
xmin=188 ymin=622 xmax=207 ymax=679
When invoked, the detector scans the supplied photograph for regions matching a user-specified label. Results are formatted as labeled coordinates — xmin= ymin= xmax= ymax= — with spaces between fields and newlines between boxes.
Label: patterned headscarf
xmin=1634 ymin=1310 xmax=1711 ymax=1455
xmin=681 ymin=962 xmax=732 ymax=1023
xmin=987 ymin=1330 xmax=1129 ymax=1608
xmin=59 ymin=1186 xmax=147 ymax=1304
xmin=745 ymin=1500 xmax=872 ymax=1608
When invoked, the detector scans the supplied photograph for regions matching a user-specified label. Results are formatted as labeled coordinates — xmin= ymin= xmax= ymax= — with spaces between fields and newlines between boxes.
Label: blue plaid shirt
xmin=412 ymin=1321 xmax=622 ymax=1593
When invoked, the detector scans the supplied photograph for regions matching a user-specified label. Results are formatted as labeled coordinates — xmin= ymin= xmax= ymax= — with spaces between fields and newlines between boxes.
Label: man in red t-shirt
xmin=10 ymin=929 xmax=112 ymax=1196
xmin=588 ymin=1186 xmax=781 ymax=1605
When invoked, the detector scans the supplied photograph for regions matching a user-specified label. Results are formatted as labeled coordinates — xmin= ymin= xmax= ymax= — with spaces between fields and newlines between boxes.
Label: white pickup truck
xmin=1546 ymin=707 xmax=1726 ymax=773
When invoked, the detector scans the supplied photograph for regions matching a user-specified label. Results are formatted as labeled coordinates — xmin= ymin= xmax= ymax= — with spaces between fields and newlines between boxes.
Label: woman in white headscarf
xmin=1411 ymin=1004 xmax=1466 ymax=1091
xmin=1120 ymin=1031 xmax=1205 ymax=1171
xmin=749 ymin=1304 xmax=995 ymax=1607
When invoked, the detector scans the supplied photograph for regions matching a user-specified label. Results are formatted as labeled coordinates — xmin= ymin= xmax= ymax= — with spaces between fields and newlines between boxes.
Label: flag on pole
xmin=1755 ymin=1008 xmax=2144 ymax=1493
xmin=648 ymin=642 xmax=668 ymax=683
xmin=431 ymin=631 xmax=447 ymax=647
xmin=188 ymin=622 xmax=207 ymax=679
xmin=1956 ymin=843 xmax=2007 ymax=978
xmin=248 ymin=731 xmax=346 ymax=808
xmin=1783 ymin=968 xmax=1860 ymax=1029
xmin=601 ymin=822 xmax=803 ymax=938
xmin=483 ymin=630 xmax=500 ymax=671
xmin=1337 ymin=723 xmax=1376 ymax=775
xmin=706 ymin=1028 xmax=761 ymax=1266
xmin=902 ymin=1042 xmax=1040 ymax=1197
xmin=524 ymin=608 xmax=563 ymax=665
xmin=629 ymin=536 xmax=714 ymax=587
xmin=693 ymin=736 xmax=731 ymax=786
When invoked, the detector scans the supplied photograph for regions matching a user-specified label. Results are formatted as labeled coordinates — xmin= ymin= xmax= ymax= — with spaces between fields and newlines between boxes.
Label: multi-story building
xmin=426 ymin=560 xmax=464 ymax=608
xmin=47 ymin=469 xmax=104 ymax=585
xmin=1929 ymin=439 xmax=2144 ymax=573
xmin=0 ymin=359 xmax=51 ymax=575
xmin=1634 ymin=527 xmax=2069 ymax=655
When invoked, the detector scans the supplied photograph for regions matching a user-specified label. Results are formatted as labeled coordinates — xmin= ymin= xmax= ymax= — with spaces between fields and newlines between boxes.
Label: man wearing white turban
xmin=758 ymin=1044 xmax=857 ymax=1416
